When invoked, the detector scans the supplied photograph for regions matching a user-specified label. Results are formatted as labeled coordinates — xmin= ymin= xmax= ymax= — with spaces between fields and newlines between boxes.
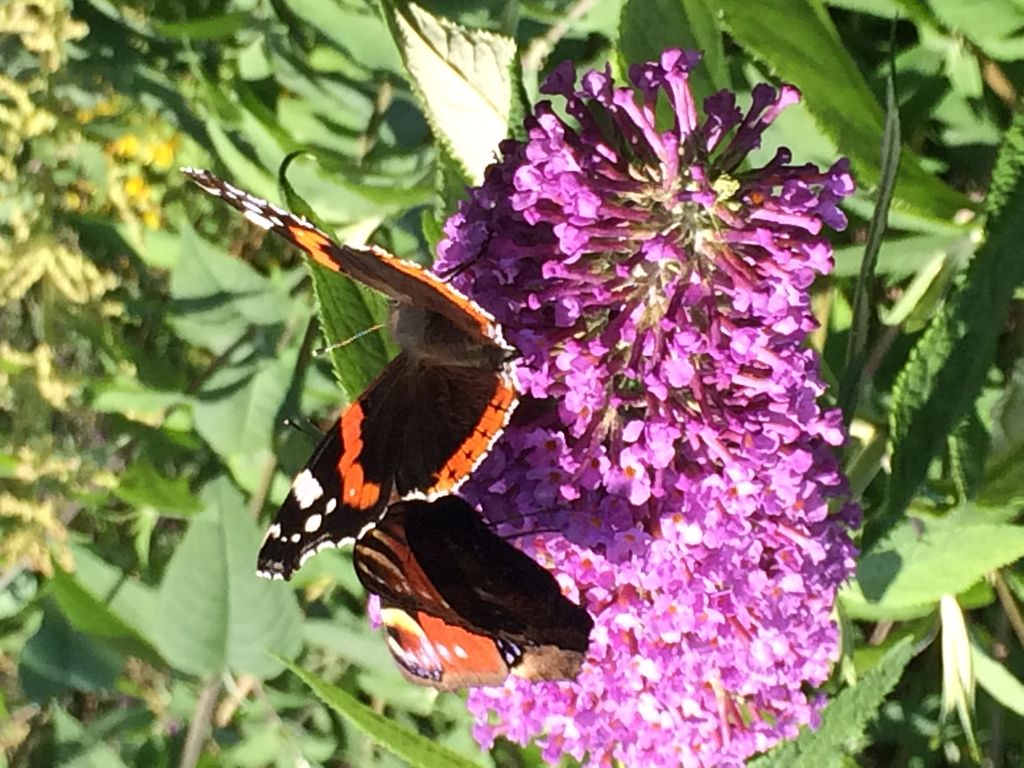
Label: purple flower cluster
xmin=435 ymin=50 xmax=857 ymax=767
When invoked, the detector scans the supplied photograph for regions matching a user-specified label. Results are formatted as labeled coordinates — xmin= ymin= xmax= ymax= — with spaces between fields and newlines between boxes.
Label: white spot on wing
xmin=290 ymin=533 xmax=301 ymax=543
xmin=243 ymin=208 xmax=276 ymax=230
xmin=304 ymin=513 xmax=323 ymax=533
xmin=292 ymin=469 xmax=324 ymax=509
xmin=262 ymin=522 xmax=282 ymax=543
xmin=453 ymin=644 xmax=468 ymax=659
xmin=325 ymin=498 xmax=337 ymax=514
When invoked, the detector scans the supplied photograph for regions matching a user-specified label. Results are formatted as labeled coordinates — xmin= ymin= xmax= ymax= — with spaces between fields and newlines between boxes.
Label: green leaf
xmin=618 ymin=0 xmax=729 ymax=106
xmin=286 ymin=661 xmax=483 ymax=768
xmin=749 ymin=636 xmax=915 ymax=767
xmin=49 ymin=568 xmax=164 ymax=666
xmin=309 ymin=261 xmax=393 ymax=401
xmin=948 ymin=407 xmax=990 ymax=503
xmin=832 ymin=231 xmax=974 ymax=279
xmin=929 ymin=0 xmax=1024 ymax=61
xmin=50 ymin=706 xmax=131 ymax=768
xmin=381 ymin=0 xmax=516 ymax=183
xmin=715 ymin=0 xmax=967 ymax=221
xmin=853 ymin=514 xmax=1024 ymax=609
xmin=156 ymin=479 xmax=302 ymax=678
xmin=90 ymin=378 xmax=190 ymax=419
xmin=973 ymin=638 xmax=1024 ymax=716
xmin=112 ymin=459 xmax=202 ymax=518
xmin=168 ymin=225 xmax=295 ymax=354
xmin=302 ymin=614 xmax=395 ymax=674
xmin=153 ymin=11 xmax=250 ymax=40
xmin=282 ymin=0 xmax=404 ymax=75
xmin=882 ymin=112 xmax=1024 ymax=540
xmin=193 ymin=346 xmax=299 ymax=462
xmin=69 ymin=545 xmax=163 ymax=638
xmin=982 ymin=355 xmax=1024 ymax=506
xmin=20 ymin=604 xmax=123 ymax=703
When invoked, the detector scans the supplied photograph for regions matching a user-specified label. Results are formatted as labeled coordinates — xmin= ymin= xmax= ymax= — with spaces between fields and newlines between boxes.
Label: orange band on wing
xmin=337 ymin=403 xmax=381 ymax=510
xmin=288 ymin=226 xmax=339 ymax=273
xmin=429 ymin=379 xmax=516 ymax=493
xmin=379 ymin=248 xmax=495 ymax=338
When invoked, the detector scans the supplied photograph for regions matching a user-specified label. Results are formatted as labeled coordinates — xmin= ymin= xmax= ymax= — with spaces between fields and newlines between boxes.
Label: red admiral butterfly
xmin=183 ymin=169 xmax=518 ymax=580
xmin=355 ymin=496 xmax=592 ymax=688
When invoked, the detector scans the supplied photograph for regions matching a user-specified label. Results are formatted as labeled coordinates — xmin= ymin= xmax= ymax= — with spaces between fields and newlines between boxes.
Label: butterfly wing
xmin=354 ymin=497 xmax=593 ymax=689
xmin=256 ymin=356 xmax=409 ymax=579
xmin=258 ymin=359 xmax=517 ymax=579
xmin=182 ymin=168 xmax=498 ymax=343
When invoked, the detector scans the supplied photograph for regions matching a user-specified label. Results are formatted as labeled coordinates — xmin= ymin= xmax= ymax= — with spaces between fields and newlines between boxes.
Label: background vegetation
xmin=3 ymin=0 xmax=1024 ymax=766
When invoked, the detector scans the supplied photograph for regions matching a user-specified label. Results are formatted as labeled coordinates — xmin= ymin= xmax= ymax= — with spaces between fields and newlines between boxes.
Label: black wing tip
xmin=180 ymin=166 xmax=211 ymax=182
xmin=256 ymin=553 xmax=294 ymax=581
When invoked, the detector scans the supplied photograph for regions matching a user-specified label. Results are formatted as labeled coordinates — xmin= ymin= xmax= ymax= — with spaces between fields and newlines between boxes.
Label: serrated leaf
xmin=309 ymin=261 xmax=393 ymax=401
xmin=715 ymin=0 xmax=967 ymax=221
xmin=854 ymin=515 xmax=1024 ymax=609
xmin=156 ymin=479 xmax=302 ymax=678
xmin=948 ymin=407 xmax=990 ymax=503
xmin=881 ymin=112 xmax=1024 ymax=541
xmin=286 ymin=661 xmax=482 ymax=768
xmin=749 ymin=636 xmax=915 ymax=768
xmin=382 ymin=1 xmax=515 ymax=183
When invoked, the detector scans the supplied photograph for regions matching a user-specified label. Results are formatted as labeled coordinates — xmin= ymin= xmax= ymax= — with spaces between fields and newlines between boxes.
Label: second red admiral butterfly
xmin=183 ymin=169 xmax=518 ymax=580
xmin=356 ymin=496 xmax=593 ymax=688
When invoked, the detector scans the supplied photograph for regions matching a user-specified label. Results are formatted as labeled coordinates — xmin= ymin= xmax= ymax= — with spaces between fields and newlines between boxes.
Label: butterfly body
xmin=183 ymin=168 xmax=518 ymax=579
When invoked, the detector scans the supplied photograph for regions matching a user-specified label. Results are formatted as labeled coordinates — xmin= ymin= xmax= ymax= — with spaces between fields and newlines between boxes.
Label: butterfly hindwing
xmin=354 ymin=497 xmax=593 ymax=689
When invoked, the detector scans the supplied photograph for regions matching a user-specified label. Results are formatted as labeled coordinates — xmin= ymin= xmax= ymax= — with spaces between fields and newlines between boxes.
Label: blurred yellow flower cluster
xmin=0 ymin=0 xmax=88 ymax=73
xmin=0 ymin=341 xmax=116 ymax=577
xmin=107 ymin=130 xmax=181 ymax=229
xmin=0 ymin=493 xmax=73 ymax=577
xmin=0 ymin=236 xmax=118 ymax=306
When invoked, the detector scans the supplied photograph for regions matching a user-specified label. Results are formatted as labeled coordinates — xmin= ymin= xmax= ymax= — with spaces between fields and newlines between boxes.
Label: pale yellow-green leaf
xmin=940 ymin=595 xmax=977 ymax=750
xmin=384 ymin=1 xmax=515 ymax=184
xmin=973 ymin=638 xmax=1024 ymax=716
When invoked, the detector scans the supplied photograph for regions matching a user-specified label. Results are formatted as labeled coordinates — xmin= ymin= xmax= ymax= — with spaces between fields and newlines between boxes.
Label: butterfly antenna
xmin=314 ymin=324 xmax=386 ymax=357
xmin=282 ymin=416 xmax=324 ymax=441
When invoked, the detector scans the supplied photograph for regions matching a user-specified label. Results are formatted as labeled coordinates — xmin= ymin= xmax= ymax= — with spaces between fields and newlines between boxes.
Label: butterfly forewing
xmin=184 ymin=168 xmax=520 ymax=581
xmin=181 ymin=167 xmax=501 ymax=342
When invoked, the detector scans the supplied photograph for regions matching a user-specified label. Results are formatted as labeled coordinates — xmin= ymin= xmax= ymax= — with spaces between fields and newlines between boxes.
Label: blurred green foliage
xmin=2 ymin=0 xmax=1024 ymax=766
